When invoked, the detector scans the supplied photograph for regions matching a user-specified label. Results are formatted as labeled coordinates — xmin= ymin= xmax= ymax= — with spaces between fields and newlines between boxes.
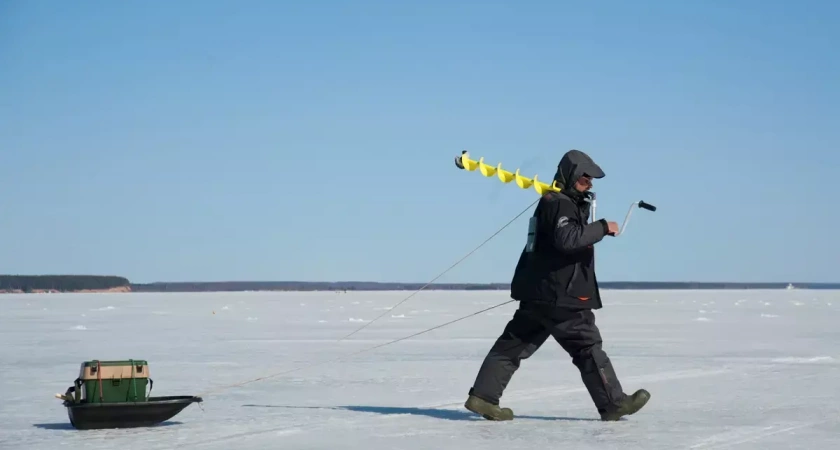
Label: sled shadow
xmin=33 ymin=423 xmax=76 ymax=430
xmin=33 ymin=421 xmax=182 ymax=431
xmin=242 ymin=404 xmax=600 ymax=422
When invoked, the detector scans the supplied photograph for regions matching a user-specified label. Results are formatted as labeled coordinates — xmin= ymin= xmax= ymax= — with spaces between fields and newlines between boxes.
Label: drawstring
xmin=130 ymin=359 xmax=137 ymax=401
xmin=96 ymin=360 xmax=103 ymax=403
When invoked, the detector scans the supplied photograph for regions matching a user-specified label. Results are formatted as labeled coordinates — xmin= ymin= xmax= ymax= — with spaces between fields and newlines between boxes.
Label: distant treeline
xmin=0 ymin=275 xmax=130 ymax=292
xmin=128 ymin=280 xmax=840 ymax=292
xmin=2 ymin=276 xmax=839 ymax=293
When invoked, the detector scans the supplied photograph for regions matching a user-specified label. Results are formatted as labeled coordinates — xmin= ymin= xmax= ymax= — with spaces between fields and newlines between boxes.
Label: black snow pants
xmin=469 ymin=302 xmax=627 ymax=413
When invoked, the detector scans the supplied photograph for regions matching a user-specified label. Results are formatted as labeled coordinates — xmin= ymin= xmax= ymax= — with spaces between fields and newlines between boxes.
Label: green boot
xmin=600 ymin=389 xmax=651 ymax=421
xmin=464 ymin=395 xmax=514 ymax=421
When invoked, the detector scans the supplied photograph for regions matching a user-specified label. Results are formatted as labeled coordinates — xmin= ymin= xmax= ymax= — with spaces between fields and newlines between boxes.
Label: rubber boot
xmin=464 ymin=395 xmax=514 ymax=421
xmin=599 ymin=389 xmax=651 ymax=421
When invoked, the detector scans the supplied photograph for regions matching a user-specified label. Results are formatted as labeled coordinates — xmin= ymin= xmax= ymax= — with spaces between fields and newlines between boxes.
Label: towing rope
xmin=198 ymin=299 xmax=515 ymax=397
xmin=197 ymin=197 xmax=537 ymax=397
xmin=338 ymin=197 xmax=539 ymax=341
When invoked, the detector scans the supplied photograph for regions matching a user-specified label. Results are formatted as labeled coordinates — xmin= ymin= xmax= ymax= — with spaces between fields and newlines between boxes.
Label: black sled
xmin=55 ymin=359 xmax=202 ymax=430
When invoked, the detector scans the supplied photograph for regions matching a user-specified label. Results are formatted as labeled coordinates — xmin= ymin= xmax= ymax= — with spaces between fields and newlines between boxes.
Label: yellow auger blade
xmin=496 ymin=163 xmax=514 ymax=183
xmin=454 ymin=151 xmax=560 ymax=195
xmin=478 ymin=157 xmax=497 ymax=177
xmin=533 ymin=175 xmax=557 ymax=195
xmin=514 ymin=169 xmax=532 ymax=189
xmin=456 ymin=151 xmax=479 ymax=171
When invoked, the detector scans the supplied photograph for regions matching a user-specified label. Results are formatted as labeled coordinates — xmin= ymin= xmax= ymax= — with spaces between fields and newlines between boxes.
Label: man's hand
xmin=606 ymin=221 xmax=620 ymax=236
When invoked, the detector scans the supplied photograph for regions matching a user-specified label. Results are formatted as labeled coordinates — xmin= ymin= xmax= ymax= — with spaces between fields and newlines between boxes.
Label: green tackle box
xmin=76 ymin=360 xmax=150 ymax=403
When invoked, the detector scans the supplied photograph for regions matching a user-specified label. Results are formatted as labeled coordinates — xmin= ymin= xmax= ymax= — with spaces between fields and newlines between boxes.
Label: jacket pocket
xmin=565 ymin=263 xmax=593 ymax=300
xmin=565 ymin=263 xmax=581 ymax=295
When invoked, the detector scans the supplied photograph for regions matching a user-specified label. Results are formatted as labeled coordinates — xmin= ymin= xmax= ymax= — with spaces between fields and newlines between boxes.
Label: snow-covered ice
xmin=2 ymin=289 xmax=839 ymax=449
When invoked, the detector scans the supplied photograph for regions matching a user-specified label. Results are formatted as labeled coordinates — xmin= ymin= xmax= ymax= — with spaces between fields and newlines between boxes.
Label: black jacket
xmin=510 ymin=150 xmax=610 ymax=310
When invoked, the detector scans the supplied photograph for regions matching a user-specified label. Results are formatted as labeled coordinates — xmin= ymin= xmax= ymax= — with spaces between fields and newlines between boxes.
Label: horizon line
xmin=130 ymin=280 xmax=834 ymax=285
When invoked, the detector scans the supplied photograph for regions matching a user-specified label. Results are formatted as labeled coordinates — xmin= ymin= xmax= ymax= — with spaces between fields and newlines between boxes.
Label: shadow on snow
xmin=241 ymin=404 xmax=600 ymax=422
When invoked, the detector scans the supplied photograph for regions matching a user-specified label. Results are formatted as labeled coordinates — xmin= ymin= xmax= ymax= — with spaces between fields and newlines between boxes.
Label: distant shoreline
xmin=129 ymin=281 xmax=839 ymax=291
xmin=1 ymin=275 xmax=839 ymax=293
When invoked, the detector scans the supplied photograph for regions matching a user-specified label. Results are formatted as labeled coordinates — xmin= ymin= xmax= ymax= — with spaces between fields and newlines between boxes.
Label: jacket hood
xmin=552 ymin=149 xmax=605 ymax=192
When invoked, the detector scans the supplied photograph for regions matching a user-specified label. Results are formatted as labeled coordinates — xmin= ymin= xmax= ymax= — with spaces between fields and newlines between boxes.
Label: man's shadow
xmin=242 ymin=404 xmax=600 ymax=422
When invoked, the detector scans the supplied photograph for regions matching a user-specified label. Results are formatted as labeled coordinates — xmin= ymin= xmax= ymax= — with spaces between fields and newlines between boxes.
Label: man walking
xmin=464 ymin=149 xmax=650 ymax=421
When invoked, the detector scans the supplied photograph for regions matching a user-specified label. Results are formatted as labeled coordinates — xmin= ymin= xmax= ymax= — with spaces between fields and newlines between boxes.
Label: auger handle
xmin=617 ymin=200 xmax=657 ymax=235
xmin=638 ymin=201 xmax=656 ymax=211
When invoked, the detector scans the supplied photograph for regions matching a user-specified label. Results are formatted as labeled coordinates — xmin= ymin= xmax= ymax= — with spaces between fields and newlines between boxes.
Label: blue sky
xmin=1 ymin=0 xmax=838 ymax=284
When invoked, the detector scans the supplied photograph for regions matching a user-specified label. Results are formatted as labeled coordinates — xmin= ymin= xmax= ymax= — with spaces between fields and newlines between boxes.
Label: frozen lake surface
xmin=1 ymin=289 xmax=839 ymax=449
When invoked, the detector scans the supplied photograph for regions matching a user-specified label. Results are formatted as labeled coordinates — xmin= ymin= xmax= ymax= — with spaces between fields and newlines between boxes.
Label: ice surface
xmin=2 ymin=289 xmax=839 ymax=449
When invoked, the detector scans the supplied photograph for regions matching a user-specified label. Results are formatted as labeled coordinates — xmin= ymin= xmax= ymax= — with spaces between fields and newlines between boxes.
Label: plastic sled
xmin=62 ymin=395 xmax=202 ymax=430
